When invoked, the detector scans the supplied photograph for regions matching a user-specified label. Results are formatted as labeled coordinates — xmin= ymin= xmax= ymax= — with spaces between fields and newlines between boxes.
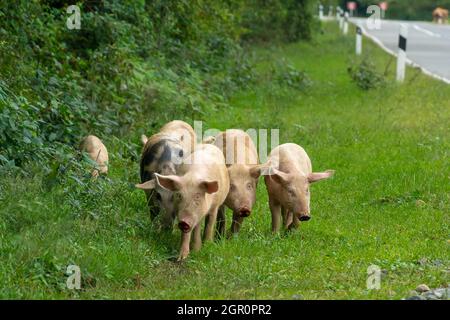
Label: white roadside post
xmin=356 ymin=25 xmax=362 ymax=55
xmin=343 ymin=12 xmax=349 ymax=35
xmin=329 ymin=5 xmax=333 ymax=18
xmin=319 ymin=4 xmax=324 ymax=20
xmin=396 ymin=24 xmax=408 ymax=82
xmin=339 ymin=10 xmax=344 ymax=30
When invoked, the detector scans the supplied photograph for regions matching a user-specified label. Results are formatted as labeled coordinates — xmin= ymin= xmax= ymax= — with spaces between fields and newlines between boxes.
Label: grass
xmin=0 ymin=22 xmax=449 ymax=299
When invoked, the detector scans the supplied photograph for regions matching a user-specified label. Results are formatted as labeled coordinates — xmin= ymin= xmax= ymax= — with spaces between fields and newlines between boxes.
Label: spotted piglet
xmin=136 ymin=120 xmax=196 ymax=228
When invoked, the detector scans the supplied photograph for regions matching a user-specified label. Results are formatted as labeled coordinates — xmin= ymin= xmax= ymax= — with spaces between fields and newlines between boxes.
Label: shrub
xmin=348 ymin=60 xmax=386 ymax=90
xmin=275 ymin=64 xmax=312 ymax=90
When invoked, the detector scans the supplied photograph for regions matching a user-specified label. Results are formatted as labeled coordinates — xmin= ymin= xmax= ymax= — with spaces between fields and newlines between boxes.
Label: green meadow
xmin=0 ymin=22 xmax=448 ymax=299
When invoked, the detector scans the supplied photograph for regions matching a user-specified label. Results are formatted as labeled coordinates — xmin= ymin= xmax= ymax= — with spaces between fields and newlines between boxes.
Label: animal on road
xmin=433 ymin=7 xmax=448 ymax=24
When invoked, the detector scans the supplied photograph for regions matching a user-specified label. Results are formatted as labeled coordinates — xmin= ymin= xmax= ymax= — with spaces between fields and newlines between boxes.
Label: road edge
xmin=350 ymin=20 xmax=450 ymax=85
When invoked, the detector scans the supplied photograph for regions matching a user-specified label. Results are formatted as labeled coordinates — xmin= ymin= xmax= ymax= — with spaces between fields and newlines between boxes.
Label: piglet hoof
xmin=177 ymin=249 xmax=190 ymax=262
xmin=287 ymin=222 xmax=300 ymax=231
xmin=226 ymin=231 xmax=238 ymax=240
xmin=167 ymin=256 xmax=179 ymax=263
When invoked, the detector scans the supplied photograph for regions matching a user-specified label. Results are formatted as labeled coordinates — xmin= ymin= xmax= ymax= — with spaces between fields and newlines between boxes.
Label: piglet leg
xmin=283 ymin=210 xmax=293 ymax=229
xmin=216 ymin=205 xmax=226 ymax=238
xmin=178 ymin=230 xmax=192 ymax=261
xmin=192 ymin=224 xmax=202 ymax=252
xmin=230 ymin=212 xmax=244 ymax=235
xmin=269 ymin=200 xmax=281 ymax=233
xmin=288 ymin=216 xmax=300 ymax=230
xmin=204 ymin=207 xmax=218 ymax=242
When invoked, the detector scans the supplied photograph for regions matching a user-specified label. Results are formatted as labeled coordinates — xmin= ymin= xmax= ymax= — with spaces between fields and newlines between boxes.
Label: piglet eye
xmin=246 ymin=182 xmax=253 ymax=190
xmin=178 ymin=150 xmax=184 ymax=157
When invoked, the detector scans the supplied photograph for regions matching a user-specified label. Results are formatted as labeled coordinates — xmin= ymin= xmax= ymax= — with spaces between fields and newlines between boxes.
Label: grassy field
xmin=0 ymin=22 xmax=448 ymax=299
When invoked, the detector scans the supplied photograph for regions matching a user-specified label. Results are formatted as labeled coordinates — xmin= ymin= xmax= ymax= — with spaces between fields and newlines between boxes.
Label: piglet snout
xmin=238 ymin=207 xmax=251 ymax=217
xmin=178 ymin=220 xmax=191 ymax=233
xmin=298 ymin=214 xmax=311 ymax=222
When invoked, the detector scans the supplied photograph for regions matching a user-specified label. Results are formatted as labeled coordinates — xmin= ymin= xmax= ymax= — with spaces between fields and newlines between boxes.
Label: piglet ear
xmin=249 ymin=165 xmax=264 ymax=179
xmin=200 ymin=180 xmax=219 ymax=194
xmin=308 ymin=170 xmax=335 ymax=183
xmin=154 ymin=173 xmax=182 ymax=192
xmin=265 ymin=167 xmax=290 ymax=185
xmin=135 ymin=179 xmax=156 ymax=190
xmin=141 ymin=134 xmax=148 ymax=146
xmin=249 ymin=162 xmax=273 ymax=179
xmin=202 ymin=136 xmax=216 ymax=144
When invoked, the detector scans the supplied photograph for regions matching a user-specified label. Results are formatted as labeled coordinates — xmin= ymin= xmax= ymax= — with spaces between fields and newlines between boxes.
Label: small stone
xmin=424 ymin=293 xmax=439 ymax=300
xmin=291 ymin=294 xmax=304 ymax=300
xmin=408 ymin=290 xmax=418 ymax=296
xmin=433 ymin=290 xmax=443 ymax=299
xmin=405 ymin=295 xmax=425 ymax=300
xmin=432 ymin=259 xmax=443 ymax=266
xmin=416 ymin=284 xmax=430 ymax=293
xmin=433 ymin=288 xmax=449 ymax=299
xmin=415 ymin=199 xmax=426 ymax=207
xmin=417 ymin=258 xmax=428 ymax=266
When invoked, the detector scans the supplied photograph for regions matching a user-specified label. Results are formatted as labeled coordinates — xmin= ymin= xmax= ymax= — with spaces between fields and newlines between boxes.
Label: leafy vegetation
xmin=0 ymin=0 xmax=315 ymax=170
xmin=348 ymin=59 xmax=386 ymax=90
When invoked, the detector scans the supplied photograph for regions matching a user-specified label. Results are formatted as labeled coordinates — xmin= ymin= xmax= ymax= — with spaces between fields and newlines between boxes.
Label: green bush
xmin=275 ymin=63 xmax=312 ymax=90
xmin=348 ymin=60 xmax=386 ymax=90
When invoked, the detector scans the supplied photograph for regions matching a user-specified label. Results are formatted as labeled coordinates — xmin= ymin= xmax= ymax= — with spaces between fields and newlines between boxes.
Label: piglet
xmin=79 ymin=135 xmax=109 ymax=178
xmin=213 ymin=129 xmax=261 ymax=236
xmin=263 ymin=143 xmax=334 ymax=232
xmin=136 ymin=120 xmax=196 ymax=227
xmin=152 ymin=144 xmax=229 ymax=261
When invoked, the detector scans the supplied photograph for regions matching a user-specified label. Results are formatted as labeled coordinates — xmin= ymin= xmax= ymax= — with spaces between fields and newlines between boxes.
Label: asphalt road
xmin=351 ymin=18 xmax=450 ymax=83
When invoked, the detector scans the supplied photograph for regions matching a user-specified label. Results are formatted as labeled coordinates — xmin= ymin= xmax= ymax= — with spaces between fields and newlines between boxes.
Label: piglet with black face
xmin=263 ymin=143 xmax=334 ymax=232
xmin=153 ymin=144 xmax=229 ymax=261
